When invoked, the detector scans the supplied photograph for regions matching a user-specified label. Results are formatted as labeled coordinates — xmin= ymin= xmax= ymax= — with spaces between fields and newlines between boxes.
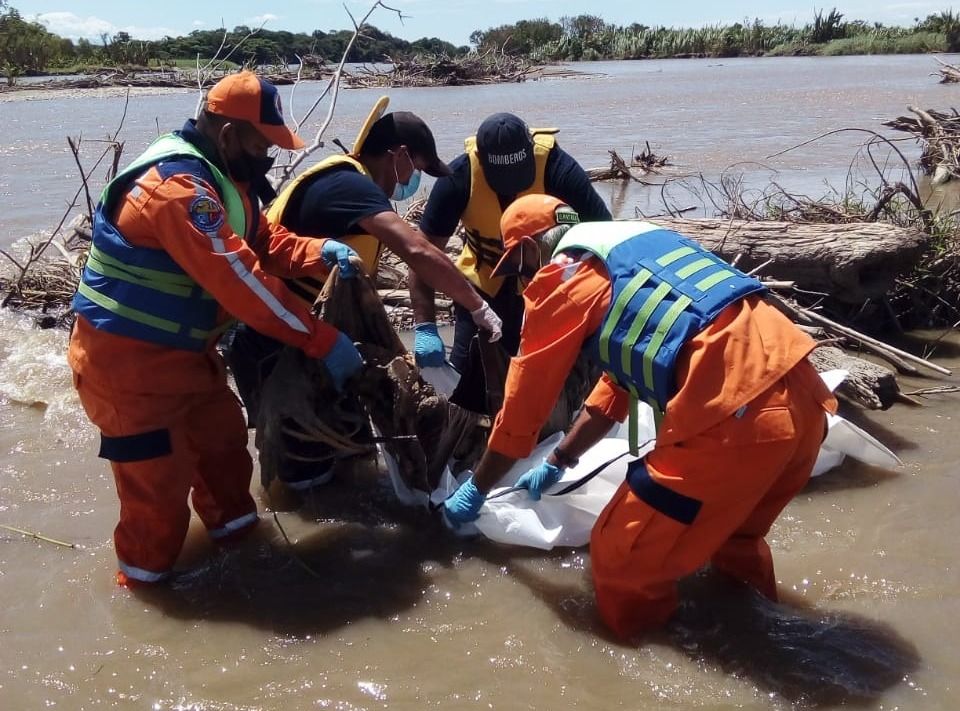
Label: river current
xmin=1 ymin=54 xmax=959 ymax=709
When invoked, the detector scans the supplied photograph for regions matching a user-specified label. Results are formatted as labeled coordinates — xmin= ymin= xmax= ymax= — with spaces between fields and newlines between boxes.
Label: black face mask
xmin=226 ymin=152 xmax=275 ymax=183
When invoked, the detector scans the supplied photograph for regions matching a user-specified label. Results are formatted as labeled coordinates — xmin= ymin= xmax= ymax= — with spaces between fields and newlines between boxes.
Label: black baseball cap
xmin=361 ymin=111 xmax=452 ymax=178
xmin=476 ymin=112 xmax=535 ymax=196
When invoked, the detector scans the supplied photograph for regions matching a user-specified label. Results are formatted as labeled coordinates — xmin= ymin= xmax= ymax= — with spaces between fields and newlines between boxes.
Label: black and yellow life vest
xmin=267 ymin=154 xmax=384 ymax=304
xmin=457 ymin=129 xmax=557 ymax=297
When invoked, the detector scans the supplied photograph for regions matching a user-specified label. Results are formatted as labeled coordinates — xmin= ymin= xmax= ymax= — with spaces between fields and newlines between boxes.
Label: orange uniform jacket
xmin=69 ymin=159 xmax=338 ymax=394
xmin=487 ymin=254 xmax=836 ymax=458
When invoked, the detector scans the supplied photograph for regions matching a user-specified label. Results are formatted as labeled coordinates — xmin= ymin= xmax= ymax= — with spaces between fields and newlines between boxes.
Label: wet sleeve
xmin=418 ymin=155 xmax=470 ymax=238
xmin=545 ymin=147 xmax=612 ymax=221
xmin=486 ymin=264 xmax=606 ymax=459
xmin=130 ymin=171 xmax=338 ymax=357
xmin=584 ymin=373 xmax=630 ymax=422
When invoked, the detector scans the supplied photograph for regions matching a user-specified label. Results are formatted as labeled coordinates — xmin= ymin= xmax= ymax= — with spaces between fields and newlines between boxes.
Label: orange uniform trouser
xmin=73 ymin=373 xmax=258 ymax=583
xmin=590 ymin=360 xmax=830 ymax=639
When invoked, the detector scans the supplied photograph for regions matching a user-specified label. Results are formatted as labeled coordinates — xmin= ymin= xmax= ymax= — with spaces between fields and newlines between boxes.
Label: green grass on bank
xmin=38 ymin=58 xmax=240 ymax=76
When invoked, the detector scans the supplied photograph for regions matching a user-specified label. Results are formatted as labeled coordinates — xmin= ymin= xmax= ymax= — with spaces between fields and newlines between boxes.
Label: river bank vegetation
xmin=2 ymin=2 xmax=960 ymax=85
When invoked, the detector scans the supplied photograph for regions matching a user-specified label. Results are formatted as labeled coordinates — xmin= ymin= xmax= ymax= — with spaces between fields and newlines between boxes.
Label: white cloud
xmin=192 ymin=20 xmax=206 ymax=27
xmin=31 ymin=11 xmax=181 ymax=41
xmin=245 ymin=14 xmax=280 ymax=27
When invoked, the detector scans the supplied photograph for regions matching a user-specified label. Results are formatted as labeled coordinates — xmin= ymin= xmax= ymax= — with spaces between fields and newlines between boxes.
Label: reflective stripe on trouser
xmin=589 ymin=359 xmax=830 ymax=639
xmin=72 ymin=372 xmax=257 ymax=582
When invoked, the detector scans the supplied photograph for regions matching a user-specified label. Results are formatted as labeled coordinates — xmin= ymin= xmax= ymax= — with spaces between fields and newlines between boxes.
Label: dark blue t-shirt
xmin=280 ymin=164 xmax=393 ymax=237
xmin=418 ymin=144 xmax=612 ymax=238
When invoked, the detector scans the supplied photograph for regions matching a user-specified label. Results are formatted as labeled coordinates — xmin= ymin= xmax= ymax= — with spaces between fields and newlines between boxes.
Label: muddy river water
xmin=1 ymin=55 xmax=959 ymax=709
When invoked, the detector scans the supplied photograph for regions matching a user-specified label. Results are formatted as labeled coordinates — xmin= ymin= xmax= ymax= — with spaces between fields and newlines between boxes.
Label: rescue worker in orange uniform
xmin=443 ymin=194 xmax=837 ymax=638
xmin=68 ymin=71 xmax=364 ymax=586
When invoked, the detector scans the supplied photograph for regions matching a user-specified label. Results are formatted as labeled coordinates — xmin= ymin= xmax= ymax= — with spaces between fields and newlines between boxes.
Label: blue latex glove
xmin=413 ymin=323 xmax=446 ymax=368
xmin=515 ymin=459 xmax=562 ymax=501
xmin=321 ymin=240 xmax=359 ymax=279
xmin=442 ymin=475 xmax=486 ymax=527
xmin=322 ymin=331 xmax=363 ymax=392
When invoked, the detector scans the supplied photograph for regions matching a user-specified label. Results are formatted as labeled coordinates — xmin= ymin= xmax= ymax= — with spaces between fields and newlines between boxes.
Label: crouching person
xmin=442 ymin=194 xmax=837 ymax=638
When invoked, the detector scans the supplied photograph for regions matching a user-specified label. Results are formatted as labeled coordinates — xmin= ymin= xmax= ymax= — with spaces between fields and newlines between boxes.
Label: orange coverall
xmin=487 ymin=254 xmax=837 ymax=638
xmin=69 ymin=161 xmax=338 ymax=583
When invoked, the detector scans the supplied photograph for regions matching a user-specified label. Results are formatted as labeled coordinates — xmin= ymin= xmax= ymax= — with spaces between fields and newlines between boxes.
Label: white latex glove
xmin=470 ymin=302 xmax=503 ymax=342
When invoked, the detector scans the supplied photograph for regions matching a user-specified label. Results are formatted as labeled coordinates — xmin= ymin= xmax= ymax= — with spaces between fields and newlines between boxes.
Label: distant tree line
xmin=471 ymin=9 xmax=960 ymax=60
xmin=0 ymin=3 xmax=468 ymax=82
xmin=3 ymin=3 xmax=960 ymax=85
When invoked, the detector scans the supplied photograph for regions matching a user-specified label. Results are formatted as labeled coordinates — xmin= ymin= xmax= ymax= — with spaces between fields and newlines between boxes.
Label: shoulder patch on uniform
xmin=189 ymin=195 xmax=224 ymax=232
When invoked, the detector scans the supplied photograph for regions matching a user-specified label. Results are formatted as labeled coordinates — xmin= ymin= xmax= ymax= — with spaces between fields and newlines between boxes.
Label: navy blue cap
xmin=476 ymin=112 xmax=535 ymax=196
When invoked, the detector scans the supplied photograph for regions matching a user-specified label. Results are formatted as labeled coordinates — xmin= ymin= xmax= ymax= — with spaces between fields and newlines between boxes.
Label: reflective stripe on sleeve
xmin=189 ymin=179 xmax=311 ymax=336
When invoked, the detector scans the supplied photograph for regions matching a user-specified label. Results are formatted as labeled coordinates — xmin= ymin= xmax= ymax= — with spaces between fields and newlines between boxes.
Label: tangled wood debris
xmin=587 ymin=144 xmax=670 ymax=182
xmin=933 ymin=56 xmax=960 ymax=84
xmin=884 ymin=106 xmax=960 ymax=185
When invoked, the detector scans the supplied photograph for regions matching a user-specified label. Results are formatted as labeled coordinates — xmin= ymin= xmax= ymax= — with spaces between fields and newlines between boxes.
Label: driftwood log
xmin=807 ymin=346 xmax=904 ymax=410
xmin=650 ymin=217 xmax=930 ymax=303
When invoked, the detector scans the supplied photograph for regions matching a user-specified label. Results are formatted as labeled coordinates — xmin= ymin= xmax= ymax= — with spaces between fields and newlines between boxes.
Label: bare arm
xmin=359 ymin=211 xmax=483 ymax=313
xmin=407 ymin=229 xmax=451 ymax=323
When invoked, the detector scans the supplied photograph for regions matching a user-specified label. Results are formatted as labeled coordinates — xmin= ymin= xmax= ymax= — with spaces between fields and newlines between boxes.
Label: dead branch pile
xmin=883 ymin=106 xmax=960 ymax=185
xmin=587 ymin=144 xmax=669 ymax=182
xmin=933 ymin=57 xmax=960 ymax=84
xmin=660 ymin=145 xmax=960 ymax=332
xmin=360 ymin=51 xmax=541 ymax=87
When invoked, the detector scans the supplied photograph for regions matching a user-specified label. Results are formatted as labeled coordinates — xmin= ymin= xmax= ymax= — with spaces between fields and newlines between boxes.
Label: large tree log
xmin=651 ymin=218 xmax=930 ymax=303
xmin=807 ymin=346 xmax=904 ymax=410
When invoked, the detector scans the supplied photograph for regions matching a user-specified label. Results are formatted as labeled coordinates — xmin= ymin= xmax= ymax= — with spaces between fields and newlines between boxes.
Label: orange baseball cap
xmin=205 ymin=71 xmax=305 ymax=150
xmin=492 ymin=194 xmax=580 ymax=277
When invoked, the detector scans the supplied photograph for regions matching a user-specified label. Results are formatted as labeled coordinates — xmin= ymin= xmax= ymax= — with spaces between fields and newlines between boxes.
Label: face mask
xmin=220 ymin=124 xmax=275 ymax=182
xmin=227 ymin=152 xmax=275 ymax=183
xmin=391 ymin=150 xmax=421 ymax=201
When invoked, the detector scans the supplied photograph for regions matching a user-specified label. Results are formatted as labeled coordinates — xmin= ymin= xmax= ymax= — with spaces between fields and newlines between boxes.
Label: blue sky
xmin=13 ymin=1 xmax=956 ymax=46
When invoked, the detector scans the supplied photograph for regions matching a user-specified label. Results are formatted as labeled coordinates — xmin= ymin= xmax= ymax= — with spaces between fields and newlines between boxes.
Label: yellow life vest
xmin=457 ymin=129 xmax=557 ymax=297
xmin=267 ymin=154 xmax=384 ymax=303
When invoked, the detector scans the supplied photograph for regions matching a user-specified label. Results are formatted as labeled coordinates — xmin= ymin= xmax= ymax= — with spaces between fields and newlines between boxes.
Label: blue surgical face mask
xmin=391 ymin=150 xmax=421 ymax=201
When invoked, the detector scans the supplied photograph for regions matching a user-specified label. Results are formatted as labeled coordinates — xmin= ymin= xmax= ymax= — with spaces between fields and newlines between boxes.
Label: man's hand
xmin=413 ymin=323 xmax=446 ymax=368
xmin=469 ymin=302 xmax=503 ymax=342
xmin=321 ymin=331 xmax=363 ymax=391
xmin=321 ymin=240 xmax=359 ymax=279
xmin=442 ymin=475 xmax=486 ymax=528
xmin=515 ymin=460 xmax=563 ymax=501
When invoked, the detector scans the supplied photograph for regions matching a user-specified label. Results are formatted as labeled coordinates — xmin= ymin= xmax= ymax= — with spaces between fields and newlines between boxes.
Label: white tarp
xmin=391 ymin=366 xmax=901 ymax=550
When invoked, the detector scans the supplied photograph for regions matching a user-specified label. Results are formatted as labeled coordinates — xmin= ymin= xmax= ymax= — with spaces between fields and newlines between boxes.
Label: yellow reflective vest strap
xmin=267 ymin=154 xmax=385 ymax=299
xmin=458 ymin=129 xmax=557 ymax=297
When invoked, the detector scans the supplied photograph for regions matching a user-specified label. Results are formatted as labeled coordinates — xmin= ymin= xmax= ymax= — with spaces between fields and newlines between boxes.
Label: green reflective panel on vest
xmin=642 ymin=295 xmax=693 ymax=393
xmin=86 ymin=245 xmax=197 ymax=297
xmin=598 ymin=268 xmax=653 ymax=364
xmin=656 ymin=245 xmax=696 ymax=267
xmin=696 ymin=269 xmax=737 ymax=291
xmin=620 ymin=281 xmax=672 ymax=378
xmin=77 ymin=281 xmax=185 ymax=335
xmin=675 ymin=257 xmax=716 ymax=280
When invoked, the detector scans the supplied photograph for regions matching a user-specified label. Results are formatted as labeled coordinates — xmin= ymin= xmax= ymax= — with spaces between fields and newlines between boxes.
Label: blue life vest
xmin=554 ymin=221 xmax=766 ymax=452
xmin=73 ymin=134 xmax=247 ymax=351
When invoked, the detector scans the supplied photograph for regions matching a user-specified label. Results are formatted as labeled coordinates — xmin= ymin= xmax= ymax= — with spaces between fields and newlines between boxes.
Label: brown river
xmin=1 ymin=55 xmax=959 ymax=709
